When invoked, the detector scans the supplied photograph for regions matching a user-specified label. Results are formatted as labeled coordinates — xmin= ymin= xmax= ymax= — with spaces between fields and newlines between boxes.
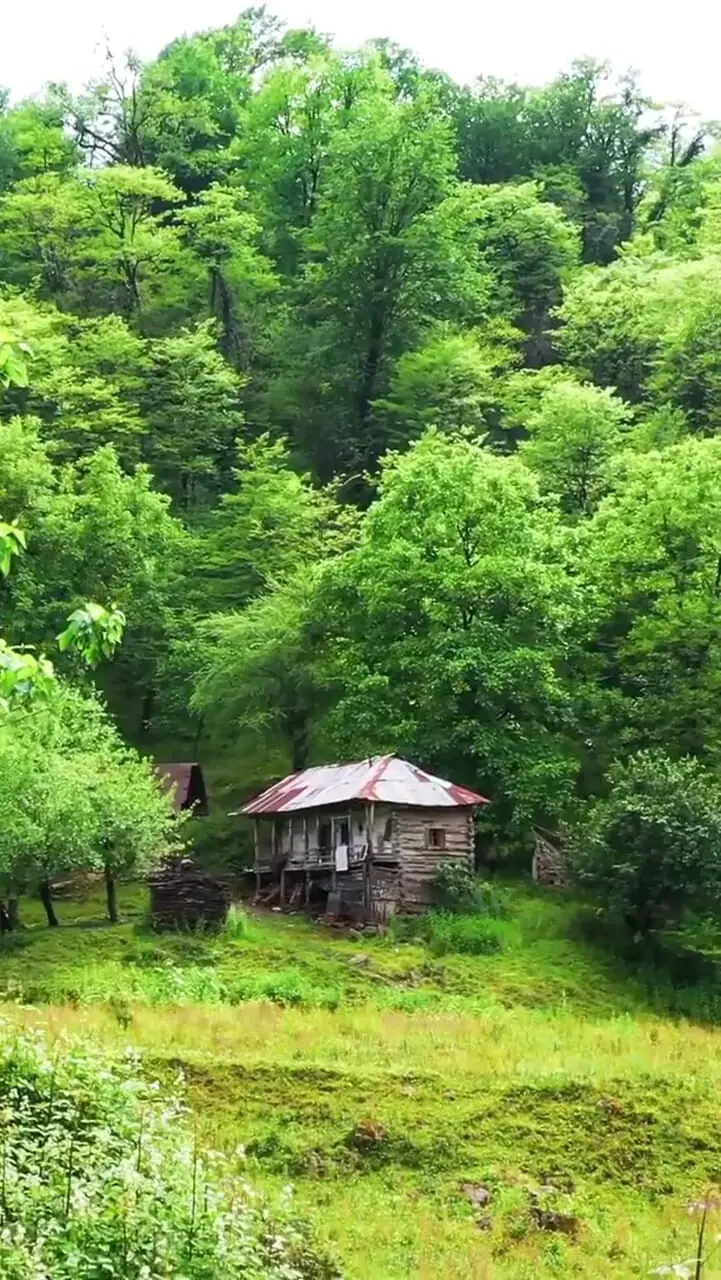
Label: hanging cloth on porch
xmin=335 ymin=844 xmax=349 ymax=872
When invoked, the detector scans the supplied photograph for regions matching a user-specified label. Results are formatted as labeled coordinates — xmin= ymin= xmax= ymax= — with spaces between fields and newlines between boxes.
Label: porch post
xmin=254 ymin=819 xmax=260 ymax=898
xmin=331 ymin=816 xmax=337 ymax=892
xmin=304 ymin=814 xmax=310 ymax=906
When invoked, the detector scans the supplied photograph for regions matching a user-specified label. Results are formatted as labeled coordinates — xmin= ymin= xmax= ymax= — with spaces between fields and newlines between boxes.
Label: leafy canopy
xmin=568 ymin=750 xmax=721 ymax=935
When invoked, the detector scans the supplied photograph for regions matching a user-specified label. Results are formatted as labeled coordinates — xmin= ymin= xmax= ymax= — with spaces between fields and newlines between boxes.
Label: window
xmin=427 ymin=827 xmax=447 ymax=850
xmin=383 ymin=817 xmax=393 ymax=843
xmin=338 ymin=820 xmax=349 ymax=845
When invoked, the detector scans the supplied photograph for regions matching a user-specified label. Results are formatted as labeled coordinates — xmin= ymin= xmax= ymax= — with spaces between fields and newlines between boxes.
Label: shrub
xmin=432 ymin=860 xmax=505 ymax=915
xmin=0 ymin=1026 xmax=339 ymax=1279
xmin=567 ymin=749 xmax=721 ymax=935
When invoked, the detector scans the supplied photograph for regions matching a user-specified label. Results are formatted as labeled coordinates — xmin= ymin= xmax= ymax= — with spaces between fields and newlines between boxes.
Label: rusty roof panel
xmin=240 ymin=755 xmax=490 ymax=816
xmin=155 ymin=763 xmax=208 ymax=815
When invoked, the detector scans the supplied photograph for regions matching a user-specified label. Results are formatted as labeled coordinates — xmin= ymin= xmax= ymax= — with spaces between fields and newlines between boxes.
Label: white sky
xmin=2 ymin=0 xmax=720 ymax=119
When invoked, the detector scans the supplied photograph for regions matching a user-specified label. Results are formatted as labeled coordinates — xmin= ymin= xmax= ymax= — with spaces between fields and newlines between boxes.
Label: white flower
xmin=651 ymin=1264 xmax=694 ymax=1278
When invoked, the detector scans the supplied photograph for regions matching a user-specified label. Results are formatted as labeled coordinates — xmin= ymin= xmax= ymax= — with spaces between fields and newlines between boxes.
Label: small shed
xmin=531 ymin=825 xmax=567 ymax=886
xmin=155 ymin=763 xmax=209 ymax=816
xmin=239 ymin=755 xmax=489 ymax=923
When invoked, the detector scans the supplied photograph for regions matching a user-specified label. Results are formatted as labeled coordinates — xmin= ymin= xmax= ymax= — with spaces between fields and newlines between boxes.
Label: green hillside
xmin=4 ymin=881 xmax=721 ymax=1279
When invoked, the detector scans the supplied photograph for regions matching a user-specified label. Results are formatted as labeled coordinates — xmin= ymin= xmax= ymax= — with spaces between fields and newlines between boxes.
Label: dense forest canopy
xmin=2 ymin=6 xmax=721 ymax=845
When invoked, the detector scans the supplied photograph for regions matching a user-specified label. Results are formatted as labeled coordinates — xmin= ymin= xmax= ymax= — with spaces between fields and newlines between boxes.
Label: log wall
xmin=394 ymin=807 xmax=473 ymax=912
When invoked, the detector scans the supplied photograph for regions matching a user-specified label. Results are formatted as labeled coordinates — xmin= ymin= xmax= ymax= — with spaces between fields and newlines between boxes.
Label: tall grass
xmin=223 ymin=902 xmax=256 ymax=941
xmin=390 ymin=909 xmax=508 ymax=955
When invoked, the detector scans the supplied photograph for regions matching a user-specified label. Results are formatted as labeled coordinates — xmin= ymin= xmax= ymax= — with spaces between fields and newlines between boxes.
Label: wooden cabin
xmin=155 ymin=762 xmax=209 ymax=816
xmin=240 ymin=755 xmax=489 ymax=923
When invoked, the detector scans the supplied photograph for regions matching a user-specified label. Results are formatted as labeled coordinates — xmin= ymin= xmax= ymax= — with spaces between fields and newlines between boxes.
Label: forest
xmin=6 ymin=11 xmax=721 ymax=1280
xmin=2 ymin=6 xmax=721 ymax=908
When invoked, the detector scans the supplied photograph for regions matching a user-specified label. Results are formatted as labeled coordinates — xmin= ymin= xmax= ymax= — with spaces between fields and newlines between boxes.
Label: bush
xmin=567 ymin=749 xmax=721 ymax=935
xmin=432 ymin=861 xmax=505 ymax=915
xmin=0 ymin=1026 xmax=339 ymax=1279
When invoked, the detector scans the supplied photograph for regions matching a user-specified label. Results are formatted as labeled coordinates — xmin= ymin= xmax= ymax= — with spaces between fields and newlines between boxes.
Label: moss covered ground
xmin=2 ymin=882 xmax=721 ymax=1277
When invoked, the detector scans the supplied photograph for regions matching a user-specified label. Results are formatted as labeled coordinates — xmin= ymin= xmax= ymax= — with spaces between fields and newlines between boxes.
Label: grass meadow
xmin=2 ymin=881 xmax=721 ymax=1277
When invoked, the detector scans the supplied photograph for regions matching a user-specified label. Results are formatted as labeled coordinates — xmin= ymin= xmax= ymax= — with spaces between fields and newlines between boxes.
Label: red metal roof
xmin=155 ymin=763 xmax=208 ymax=815
xmin=240 ymin=756 xmax=490 ymax=816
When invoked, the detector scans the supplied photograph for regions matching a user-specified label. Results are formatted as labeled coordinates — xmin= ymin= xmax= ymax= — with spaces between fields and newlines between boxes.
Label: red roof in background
xmin=155 ymin=763 xmax=208 ymax=814
xmin=240 ymin=755 xmax=490 ymax=816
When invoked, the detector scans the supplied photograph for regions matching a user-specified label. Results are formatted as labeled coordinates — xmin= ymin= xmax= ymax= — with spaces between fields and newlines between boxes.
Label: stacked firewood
xmin=149 ymin=857 xmax=231 ymax=930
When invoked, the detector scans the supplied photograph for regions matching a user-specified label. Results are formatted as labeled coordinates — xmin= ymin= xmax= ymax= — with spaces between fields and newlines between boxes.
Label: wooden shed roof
xmin=155 ymin=762 xmax=208 ymax=815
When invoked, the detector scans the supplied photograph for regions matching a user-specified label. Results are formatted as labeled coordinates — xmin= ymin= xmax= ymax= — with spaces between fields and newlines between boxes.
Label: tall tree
xmin=519 ymin=378 xmax=632 ymax=514
xmin=578 ymin=438 xmax=721 ymax=770
xmin=455 ymin=61 xmax=664 ymax=263
xmin=265 ymin=70 xmax=490 ymax=479
xmin=372 ymin=325 xmax=518 ymax=449
xmin=201 ymin=434 xmax=341 ymax=610
xmin=448 ymin=181 xmax=579 ymax=361
xmin=176 ymin=182 xmax=277 ymax=366
xmin=137 ymin=322 xmax=247 ymax=506
xmin=318 ymin=429 xmax=578 ymax=830
xmin=0 ymin=166 xmax=184 ymax=318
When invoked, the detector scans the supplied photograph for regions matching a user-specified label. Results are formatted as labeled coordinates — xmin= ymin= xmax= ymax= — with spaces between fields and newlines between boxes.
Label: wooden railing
xmin=255 ymin=844 xmax=369 ymax=873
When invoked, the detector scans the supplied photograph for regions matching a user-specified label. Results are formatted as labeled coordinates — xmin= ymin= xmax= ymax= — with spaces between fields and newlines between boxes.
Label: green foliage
xmin=223 ymin=902 xmax=255 ymax=940
xmin=264 ymin=68 xmax=492 ymax=477
xmin=137 ymin=322 xmax=247 ymax=505
xmin=0 ymin=327 xmax=31 ymax=389
xmin=0 ymin=684 xmax=179 ymax=891
xmin=578 ymin=438 xmax=721 ymax=766
xmin=201 ymin=434 xmax=340 ymax=610
xmin=0 ymin=95 xmax=78 ymax=193
xmin=455 ymin=61 xmax=662 ymax=264
xmin=456 ymin=181 xmax=580 ymax=337
xmin=192 ymin=571 xmax=327 ymax=773
xmin=0 ymin=517 xmax=24 ymax=575
xmin=0 ymin=1027 xmax=337 ymax=1279
xmin=57 ymin=601 xmax=126 ymax=665
xmin=568 ymin=750 xmax=721 ymax=934
xmin=432 ymin=860 xmax=505 ymax=915
xmin=393 ymin=909 xmax=507 ymax=956
xmin=320 ymin=429 xmax=577 ymax=830
xmin=519 ymin=378 xmax=632 ymax=513
xmin=372 ymin=325 xmax=518 ymax=448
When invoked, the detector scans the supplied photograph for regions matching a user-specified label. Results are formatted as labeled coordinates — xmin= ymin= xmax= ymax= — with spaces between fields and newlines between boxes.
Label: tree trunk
xmin=8 ymin=887 xmax=21 ymax=931
xmin=40 ymin=879 xmax=59 ymax=928
xmin=289 ymin=707 xmax=310 ymax=772
xmin=105 ymin=866 xmax=119 ymax=924
xmin=140 ymin=688 xmax=155 ymax=735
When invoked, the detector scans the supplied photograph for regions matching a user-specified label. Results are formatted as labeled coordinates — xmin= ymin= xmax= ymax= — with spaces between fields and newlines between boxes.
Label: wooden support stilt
xmin=331 ymin=815 xmax=338 ymax=891
xmin=367 ymin=802 xmax=375 ymax=921
xmin=254 ymin=820 xmax=260 ymax=898
xmin=303 ymin=814 xmax=310 ymax=906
